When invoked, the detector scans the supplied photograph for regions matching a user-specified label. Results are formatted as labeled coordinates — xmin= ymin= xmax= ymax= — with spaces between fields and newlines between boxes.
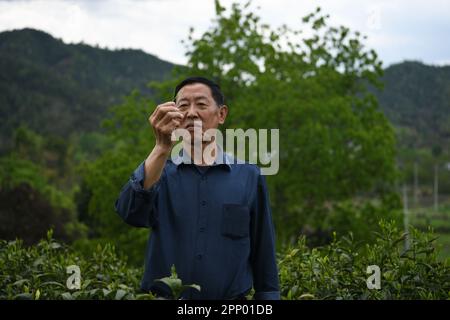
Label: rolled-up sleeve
xmin=114 ymin=161 xmax=161 ymax=228
xmin=250 ymin=174 xmax=280 ymax=300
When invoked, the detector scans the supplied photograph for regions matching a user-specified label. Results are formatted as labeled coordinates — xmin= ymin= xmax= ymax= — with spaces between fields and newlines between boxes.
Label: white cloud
xmin=0 ymin=0 xmax=449 ymax=66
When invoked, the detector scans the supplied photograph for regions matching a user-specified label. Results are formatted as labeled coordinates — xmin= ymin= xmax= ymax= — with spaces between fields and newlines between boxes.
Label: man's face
xmin=175 ymin=83 xmax=228 ymax=140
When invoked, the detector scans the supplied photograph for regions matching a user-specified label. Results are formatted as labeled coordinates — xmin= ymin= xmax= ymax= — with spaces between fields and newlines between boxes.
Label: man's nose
xmin=185 ymin=103 xmax=199 ymax=118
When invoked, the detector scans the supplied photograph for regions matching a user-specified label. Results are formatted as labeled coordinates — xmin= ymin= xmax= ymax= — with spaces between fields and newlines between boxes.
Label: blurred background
xmin=0 ymin=0 xmax=449 ymax=275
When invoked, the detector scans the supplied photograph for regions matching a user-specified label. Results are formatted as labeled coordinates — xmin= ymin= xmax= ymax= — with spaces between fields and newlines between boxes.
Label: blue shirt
xmin=115 ymin=149 xmax=280 ymax=300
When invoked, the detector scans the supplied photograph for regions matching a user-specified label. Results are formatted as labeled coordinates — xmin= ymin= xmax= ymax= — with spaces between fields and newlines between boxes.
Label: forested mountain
xmin=0 ymin=0 xmax=448 ymax=267
xmin=0 ymin=28 xmax=174 ymax=152
xmin=0 ymin=28 xmax=449 ymax=157
xmin=377 ymin=61 xmax=450 ymax=155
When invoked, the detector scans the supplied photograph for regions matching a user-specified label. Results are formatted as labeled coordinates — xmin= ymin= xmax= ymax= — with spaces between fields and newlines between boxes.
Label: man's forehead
xmin=176 ymin=83 xmax=213 ymax=100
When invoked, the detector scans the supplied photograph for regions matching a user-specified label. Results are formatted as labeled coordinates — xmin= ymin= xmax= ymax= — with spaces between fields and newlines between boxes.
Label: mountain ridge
xmin=1 ymin=28 xmax=449 ymax=158
xmin=0 ymin=28 xmax=175 ymax=151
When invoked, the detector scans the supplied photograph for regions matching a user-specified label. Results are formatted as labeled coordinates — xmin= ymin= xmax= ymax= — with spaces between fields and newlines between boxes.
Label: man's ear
xmin=218 ymin=105 xmax=228 ymax=125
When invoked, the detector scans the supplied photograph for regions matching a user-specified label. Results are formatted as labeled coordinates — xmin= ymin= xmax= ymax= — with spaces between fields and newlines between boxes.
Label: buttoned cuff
xmin=130 ymin=161 xmax=158 ymax=195
xmin=254 ymin=291 xmax=280 ymax=300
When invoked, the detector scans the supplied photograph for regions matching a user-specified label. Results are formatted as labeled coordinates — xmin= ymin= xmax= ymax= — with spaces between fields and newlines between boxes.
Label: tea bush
xmin=1 ymin=222 xmax=449 ymax=300
xmin=279 ymin=220 xmax=450 ymax=299
xmin=0 ymin=230 xmax=154 ymax=300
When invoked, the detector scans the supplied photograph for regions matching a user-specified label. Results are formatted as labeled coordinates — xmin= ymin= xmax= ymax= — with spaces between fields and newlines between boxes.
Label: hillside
xmin=0 ymin=29 xmax=449 ymax=158
xmin=378 ymin=61 xmax=450 ymax=154
xmin=0 ymin=28 xmax=174 ymax=152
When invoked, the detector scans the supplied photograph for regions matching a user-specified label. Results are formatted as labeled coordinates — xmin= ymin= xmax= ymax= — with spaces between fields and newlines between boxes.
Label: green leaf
xmin=14 ymin=293 xmax=32 ymax=300
xmin=39 ymin=281 xmax=66 ymax=289
xmin=61 ymin=292 xmax=74 ymax=300
xmin=13 ymin=279 xmax=29 ymax=287
xmin=183 ymin=284 xmax=201 ymax=293
xmin=50 ymin=242 xmax=62 ymax=249
xmin=115 ymin=289 xmax=127 ymax=300
xmin=102 ymin=289 xmax=112 ymax=297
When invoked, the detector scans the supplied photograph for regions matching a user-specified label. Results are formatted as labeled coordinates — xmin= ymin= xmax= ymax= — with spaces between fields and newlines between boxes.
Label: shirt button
xmin=196 ymin=254 xmax=202 ymax=260
xmin=201 ymin=176 xmax=207 ymax=180
xmin=201 ymin=200 xmax=206 ymax=206
xmin=199 ymin=227 xmax=205 ymax=232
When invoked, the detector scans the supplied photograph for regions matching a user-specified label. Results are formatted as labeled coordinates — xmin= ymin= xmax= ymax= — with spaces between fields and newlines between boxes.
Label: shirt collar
xmin=171 ymin=144 xmax=233 ymax=171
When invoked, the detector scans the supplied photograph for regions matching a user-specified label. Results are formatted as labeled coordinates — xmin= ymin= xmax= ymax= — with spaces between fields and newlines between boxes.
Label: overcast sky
xmin=0 ymin=0 xmax=449 ymax=67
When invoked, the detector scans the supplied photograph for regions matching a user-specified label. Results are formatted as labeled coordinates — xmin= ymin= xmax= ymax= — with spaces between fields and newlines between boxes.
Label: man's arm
xmin=143 ymin=102 xmax=183 ymax=189
xmin=115 ymin=102 xmax=183 ymax=227
xmin=114 ymin=158 xmax=163 ymax=228
xmin=250 ymin=173 xmax=280 ymax=300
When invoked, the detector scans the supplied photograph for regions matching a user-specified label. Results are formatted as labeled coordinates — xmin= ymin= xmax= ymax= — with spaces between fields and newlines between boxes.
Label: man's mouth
xmin=185 ymin=122 xmax=202 ymax=130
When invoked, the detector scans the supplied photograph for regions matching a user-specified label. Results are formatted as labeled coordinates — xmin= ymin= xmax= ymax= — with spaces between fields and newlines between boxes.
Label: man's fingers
xmin=160 ymin=118 xmax=182 ymax=136
xmin=150 ymin=102 xmax=178 ymax=123
xmin=148 ymin=102 xmax=186 ymax=142
xmin=158 ymin=101 xmax=176 ymax=108
xmin=158 ymin=111 xmax=184 ymax=128
xmin=150 ymin=102 xmax=176 ymax=121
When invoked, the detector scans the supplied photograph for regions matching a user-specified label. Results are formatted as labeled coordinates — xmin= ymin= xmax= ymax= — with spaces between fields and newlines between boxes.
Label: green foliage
xmin=0 ymin=124 xmax=93 ymax=245
xmin=378 ymin=61 xmax=450 ymax=194
xmin=378 ymin=61 xmax=450 ymax=153
xmin=0 ymin=231 xmax=202 ymax=300
xmin=71 ymin=1 xmax=404 ymax=253
xmin=0 ymin=28 xmax=173 ymax=152
xmin=13 ymin=125 xmax=44 ymax=163
xmin=0 ymin=153 xmax=75 ymax=212
xmin=155 ymin=265 xmax=201 ymax=300
xmin=320 ymin=194 xmax=403 ymax=243
xmin=0 ymin=230 xmax=154 ymax=300
xmin=152 ymin=1 xmax=398 ymax=243
xmin=279 ymin=220 xmax=450 ymax=299
xmin=0 ymin=153 xmax=46 ymax=192
xmin=7 ymin=125 xmax=81 ymax=189
xmin=0 ymin=1 xmax=448 ymax=299
xmin=409 ymin=203 xmax=450 ymax=262
xmin=75 ymin=91 xmax=157 ymax=265
xmin=1 ymin=10 xmax=447 ymax=251
xmin=1 ymin=223 xmax=448 ymax=300
xmin=0 ymin=154 xmax=86 ymax=244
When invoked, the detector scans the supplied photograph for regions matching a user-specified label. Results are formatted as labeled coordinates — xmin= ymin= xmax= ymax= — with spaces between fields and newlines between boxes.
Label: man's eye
xmin=178 ymin=104 xmax=188 ymax=109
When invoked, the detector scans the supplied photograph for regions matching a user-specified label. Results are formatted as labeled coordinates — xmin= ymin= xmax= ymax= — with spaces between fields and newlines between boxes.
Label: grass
xmin=408 ymin=203 xmax=450 ymax=263
xmin=434 ymin=233 xmax=450 ymax=262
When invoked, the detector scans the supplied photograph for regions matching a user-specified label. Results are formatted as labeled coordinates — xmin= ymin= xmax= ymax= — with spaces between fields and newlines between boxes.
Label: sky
xmin=0 ymin=0 xmax=449 ymax=67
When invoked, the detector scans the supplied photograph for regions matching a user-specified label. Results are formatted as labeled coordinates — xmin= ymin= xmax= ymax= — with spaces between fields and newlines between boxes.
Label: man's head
xmin=173 ymin=77 xmax=228 ymax=135
xmin=174 ymin=77 xmax=225 ymax=107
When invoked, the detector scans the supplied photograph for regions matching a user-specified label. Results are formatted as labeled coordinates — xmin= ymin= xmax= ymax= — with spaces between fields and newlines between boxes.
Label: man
xmin=115 ymin=77 xmax=280 ymax=300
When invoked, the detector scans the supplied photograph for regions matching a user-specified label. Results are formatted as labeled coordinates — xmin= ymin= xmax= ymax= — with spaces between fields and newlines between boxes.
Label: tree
xmin=79 ymin=1 xmax=400 ymax=257
xmin=76 ymin=91 xmax=156 ymax=265
xmin=0 ymin=154 xmax=84 ymax=244
xmin=152 ymin=1 xmax=399 ymax=243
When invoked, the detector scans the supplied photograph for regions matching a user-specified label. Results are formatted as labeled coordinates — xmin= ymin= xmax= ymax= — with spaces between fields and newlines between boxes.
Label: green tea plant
xmin=155 ymin=265 xmax=201 ymax=299
xmin=279 ymin=220 xmax=450 ymax=299
xmin=0 ymin=230 xmax=203 ymax=300
xmin=0 ymin=230 xmax=152 ymax=300
xmin=2 ymin=222 xmax=448 ymax=300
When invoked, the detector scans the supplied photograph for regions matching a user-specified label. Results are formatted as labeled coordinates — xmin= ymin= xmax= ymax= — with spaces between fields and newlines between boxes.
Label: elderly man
xmin=115 ymin=77 xmax=279 ymax=300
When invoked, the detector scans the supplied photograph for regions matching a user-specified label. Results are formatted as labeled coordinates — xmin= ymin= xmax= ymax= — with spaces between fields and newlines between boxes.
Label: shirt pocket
xmin=221 ymin=204 xmax=250 ymax=239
